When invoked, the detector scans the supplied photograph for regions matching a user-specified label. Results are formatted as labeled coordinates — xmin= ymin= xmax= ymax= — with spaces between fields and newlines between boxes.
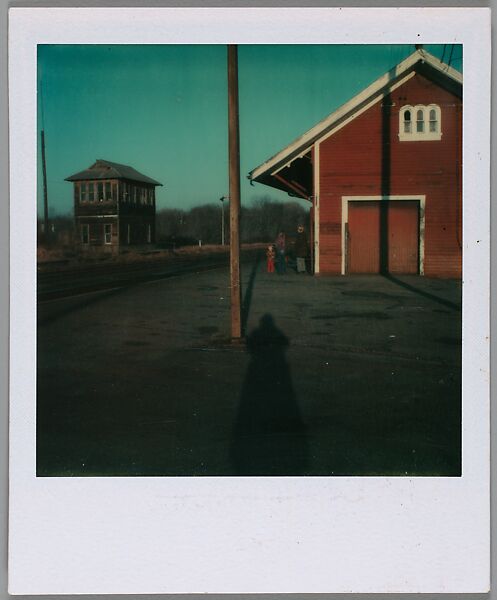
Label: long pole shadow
xmin=241 ymin=251 xmax=261 ymax=336
xmin=378 ymin=83 xmax=460 ymax=311
xmin=380 ymin=92 xmax=391 ymax=274
xmin=382 ymin=273 xmax=461 ymax=311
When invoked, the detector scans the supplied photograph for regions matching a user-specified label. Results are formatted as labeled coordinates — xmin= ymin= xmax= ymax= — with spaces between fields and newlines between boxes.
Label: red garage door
xmin=347 ymin=200 xmax=419 ymax=274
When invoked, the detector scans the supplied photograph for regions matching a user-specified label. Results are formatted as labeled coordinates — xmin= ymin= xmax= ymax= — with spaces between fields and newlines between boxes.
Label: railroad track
xmin=38 ymin=250 xmax=259 ymax=302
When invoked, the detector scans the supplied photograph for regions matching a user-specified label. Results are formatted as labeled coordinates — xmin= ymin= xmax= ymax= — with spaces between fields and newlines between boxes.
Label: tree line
xmin=156 ymin=197 xmax=309 ymax=246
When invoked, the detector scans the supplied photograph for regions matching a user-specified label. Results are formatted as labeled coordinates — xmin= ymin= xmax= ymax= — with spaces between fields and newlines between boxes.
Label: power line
xmin=447 ymin=44 xmax=455 ymax=67
xmin=441 ymin=44 xmax=447 ymax=64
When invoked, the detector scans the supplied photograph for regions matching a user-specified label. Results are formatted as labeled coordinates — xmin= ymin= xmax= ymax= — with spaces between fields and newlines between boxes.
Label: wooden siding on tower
xmin=119 ymin=216 xmax=155 ymax=246
xmin=72 ymin=177 xmax=157 ymax=252
xmin=318 ymin=72 xmax=462 ymax=277
xmin=77 ymin=217 xmax=118 ymax=254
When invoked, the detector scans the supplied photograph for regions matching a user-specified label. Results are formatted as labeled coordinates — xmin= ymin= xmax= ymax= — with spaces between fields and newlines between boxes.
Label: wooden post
xmin=228 ymin=45 xmax=242 ymax=339
xmin=41 ymin=129 xmax=49 ymax=243
xmin=219 ymin=196 xmax=226 ymax=246
xmin=221 ymin=199 xmax=225 ymax=246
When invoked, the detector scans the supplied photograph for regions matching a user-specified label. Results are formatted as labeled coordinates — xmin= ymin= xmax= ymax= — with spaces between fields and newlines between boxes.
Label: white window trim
xmin=76 ymin=215 xmax=118 ymax=219
xmin=399 ymin=104 xmax=441 ymax=141
xmin=79 ymin=182 xmax=88 ymax=203
xmin=341 ymin=195 xmax=426 ymax=276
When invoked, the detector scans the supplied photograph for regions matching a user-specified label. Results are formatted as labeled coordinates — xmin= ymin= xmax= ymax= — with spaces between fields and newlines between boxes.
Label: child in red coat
xmin=266 ymin=244 xmax=275 ymax=273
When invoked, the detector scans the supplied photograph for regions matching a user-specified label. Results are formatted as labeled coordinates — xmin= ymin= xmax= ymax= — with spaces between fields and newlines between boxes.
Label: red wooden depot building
xmin=249 ymin=49 xmax=462 ymax=278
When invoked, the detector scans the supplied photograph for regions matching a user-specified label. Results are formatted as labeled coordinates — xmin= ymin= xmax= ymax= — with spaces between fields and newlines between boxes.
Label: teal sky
xmin=37 ymin=44 xmax=462 ymax=216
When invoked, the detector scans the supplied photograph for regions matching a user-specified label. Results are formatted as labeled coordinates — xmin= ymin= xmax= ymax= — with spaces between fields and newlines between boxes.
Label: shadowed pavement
xmin=37 ymin=258 xmax=461 ymax=476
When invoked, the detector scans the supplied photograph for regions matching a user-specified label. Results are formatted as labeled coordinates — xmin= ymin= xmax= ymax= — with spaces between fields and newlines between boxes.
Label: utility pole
xmin=219 ymin=196 xmax=226 ymax=246
xmin=41 ymin=131 xmax=49 ymax=240
xmin=227 ymin=45 xmax=242 ymax=339
xmin=222 ymin=198 xmax=225 ymax=246
xmin=40 ymin=81 xmax=49 ymax=244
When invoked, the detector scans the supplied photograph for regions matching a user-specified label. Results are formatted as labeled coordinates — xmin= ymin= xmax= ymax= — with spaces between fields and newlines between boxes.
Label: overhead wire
xmin=447 ymin=44 xmax=455 ymax=67
xmin=441 ymin=44 xmax=447 ymax=65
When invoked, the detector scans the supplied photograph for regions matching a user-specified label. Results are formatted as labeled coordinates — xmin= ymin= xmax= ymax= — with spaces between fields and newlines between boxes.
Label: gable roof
xmin=249 ymin=49 xmax=462 ymax=187
xmin=66 ymin=159 xmax=163 ymax=186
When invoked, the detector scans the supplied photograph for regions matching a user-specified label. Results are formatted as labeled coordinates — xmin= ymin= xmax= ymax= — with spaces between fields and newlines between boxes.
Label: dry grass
xmin=37 ymin=246 xmax=76 ymax=263
xmin=37 ymin=242 xmax=266 ymax=271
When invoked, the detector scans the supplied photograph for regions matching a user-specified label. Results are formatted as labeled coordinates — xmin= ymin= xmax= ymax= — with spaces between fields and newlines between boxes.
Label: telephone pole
xmin=41 ymin=130 xmax=49 ymax=242
xmin=40 ymin=81 xmax=49 ymax=243
xmin=227 ymin=45 xmax=242 ymax=339
xmin=219 ymin=196 xmax=227 ymax=246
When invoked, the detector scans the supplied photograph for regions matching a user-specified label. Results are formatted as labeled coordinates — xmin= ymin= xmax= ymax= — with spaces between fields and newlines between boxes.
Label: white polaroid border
xmin=9 ymin=7 xmax=490 ymax=594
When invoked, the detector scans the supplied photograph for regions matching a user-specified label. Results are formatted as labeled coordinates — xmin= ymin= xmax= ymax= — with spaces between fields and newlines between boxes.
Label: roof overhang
xmin=255 ymin=151 xmax=313 ymax=200
xmin=65 ymin=159 xmax=163 ymax=186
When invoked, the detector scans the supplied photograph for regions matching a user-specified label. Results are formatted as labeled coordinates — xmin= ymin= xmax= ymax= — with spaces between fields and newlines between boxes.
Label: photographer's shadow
xmin=232 ymin=314 xmax=309 ymax=475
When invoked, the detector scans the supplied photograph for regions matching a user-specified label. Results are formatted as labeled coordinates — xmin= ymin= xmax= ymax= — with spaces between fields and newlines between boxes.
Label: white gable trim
xmin=317 ymin=71 xmax=416 ymax=148
xmin=250 ymin=50 xmax=462 ymax=182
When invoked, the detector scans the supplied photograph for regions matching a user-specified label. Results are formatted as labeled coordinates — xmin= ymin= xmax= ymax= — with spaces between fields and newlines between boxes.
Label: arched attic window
xmin=399 ymin=104 xmax=442 ymax=141
xmin=403 ymin=109 xmax=412 ymax=133
xmin=416 ymin=109 xmax=425 ymax=133
xmin=429 ymin=107 xmax=438 ymax=132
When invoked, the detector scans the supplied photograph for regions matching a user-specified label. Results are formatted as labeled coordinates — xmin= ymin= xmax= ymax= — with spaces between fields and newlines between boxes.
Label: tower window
xmin=104 ymin=224 xmax=112 ymax=244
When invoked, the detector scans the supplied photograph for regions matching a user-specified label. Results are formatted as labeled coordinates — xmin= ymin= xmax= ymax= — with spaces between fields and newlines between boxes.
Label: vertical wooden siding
xmin=318 ymin=73 xmax=462 ymax=277
xmin=347 ymin=200 xmax=419 ymax=274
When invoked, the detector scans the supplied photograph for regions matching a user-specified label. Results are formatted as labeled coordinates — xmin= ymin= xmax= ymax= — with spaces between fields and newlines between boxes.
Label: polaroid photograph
xmin=9 ymin=7 xmax=490 ymax=594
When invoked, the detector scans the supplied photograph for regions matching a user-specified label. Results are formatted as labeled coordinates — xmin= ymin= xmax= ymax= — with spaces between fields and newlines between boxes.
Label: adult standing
xmin=294 ymin=225 xmax=308 ymax=273
xmin=275 ymin=232 xmax=286 ymax=274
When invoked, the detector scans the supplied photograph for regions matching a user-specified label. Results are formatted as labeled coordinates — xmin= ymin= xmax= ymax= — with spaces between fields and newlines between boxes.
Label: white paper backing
xmin=8 ymin=7 xmax=490 ymax=594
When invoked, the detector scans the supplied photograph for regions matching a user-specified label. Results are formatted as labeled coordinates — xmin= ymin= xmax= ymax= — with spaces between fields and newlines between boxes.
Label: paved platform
xmin=37 ymin=256 xmax=462 ymax=476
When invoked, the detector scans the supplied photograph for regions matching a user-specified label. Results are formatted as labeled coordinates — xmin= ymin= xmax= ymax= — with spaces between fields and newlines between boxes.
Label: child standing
xmin=266 ymin=244 xmax=275 ymax=273
xmin=275 ymin=232 xmax=286 ymax=274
